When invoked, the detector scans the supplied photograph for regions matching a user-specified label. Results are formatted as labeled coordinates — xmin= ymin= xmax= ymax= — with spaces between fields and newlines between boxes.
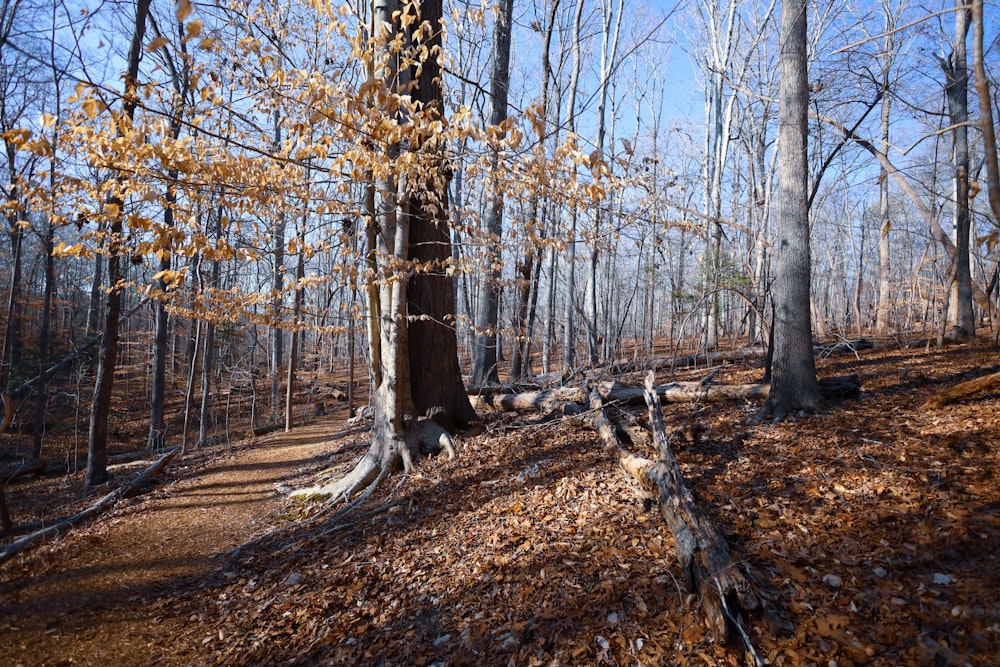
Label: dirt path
xmin=0 ymin=419 xmax=343 ymax=667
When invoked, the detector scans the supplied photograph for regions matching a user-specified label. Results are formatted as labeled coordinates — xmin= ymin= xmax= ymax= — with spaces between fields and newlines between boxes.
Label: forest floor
xmin=1 ymin=338 xmax=1000 ymax=666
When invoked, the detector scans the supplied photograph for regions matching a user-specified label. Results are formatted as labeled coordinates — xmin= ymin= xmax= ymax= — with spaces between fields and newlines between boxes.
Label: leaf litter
xmin=1 ymin=340 xmax=999 ymax=666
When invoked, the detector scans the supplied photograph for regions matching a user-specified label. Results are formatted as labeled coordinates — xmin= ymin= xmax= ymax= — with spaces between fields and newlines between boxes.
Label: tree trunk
xmin=32 ymin=45 xmax=61 ymax=458
xmin=146 ymin=15 xmax=192 ymax=449
xmin=942 ymin=3 xmax=974 ymax=337
xmin=755 ymin=0 xmax=820 ymax=421
xmin=0 ymin=393 xmax=13 ymax=534
xmin=31 ymin=215 xmax=54 ymax=460
xmin=285 ymin=222 xmax=306 ymax=432
xmin=471 ymin=374 xmax=858 ymax=412
xmin=561 ymin=0 xmax=586 ymax=373
xmin=971 ymin=0 xmax=1000 ymax=229
xmin=1 ymin=196 xmax=23 ymax=387
xmin=86 ymin=0 xmax=152 ymax=486
xmin=198 ymin=265 xmax=219 ymax=444
xmin=148 ymin=175 xmax=176 ymax=450
xmin=875 ymin=7 xmax=896 ymax=334
xmin=923 ymin=369 xmax=1000 ymax=408
xmin=470 ymin=0 xmax=514 ymax=387
xmin=299 ymin=0 xmax=467 ymax=503
xmin=405 ymin=0 xmax=475 ymax=431
xmin=181 ymin=317 xmax=201 ymax=453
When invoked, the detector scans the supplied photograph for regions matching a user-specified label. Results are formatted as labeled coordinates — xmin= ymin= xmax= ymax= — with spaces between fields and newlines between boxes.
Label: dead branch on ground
xmin=0 ymin=449 xmax=177 ymax=566
xmin=588 ymin=375 xmax=782 ymax=659
xmin=923 ymin=370 xmax=1000 ymax=408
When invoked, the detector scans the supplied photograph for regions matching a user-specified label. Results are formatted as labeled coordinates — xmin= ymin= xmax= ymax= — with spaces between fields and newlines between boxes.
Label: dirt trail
xmin=0 ymin=419 xmax=343 ymax=667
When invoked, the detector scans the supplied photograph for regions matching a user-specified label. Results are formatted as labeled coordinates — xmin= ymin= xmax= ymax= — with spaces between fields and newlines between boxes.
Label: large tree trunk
xmin=297 ymin=0 xmax=467 ymax=503
xmin=405 ymin=0 xmax=475 ymax=431
xmin=755 ymin=0 xmax=820 ymax=421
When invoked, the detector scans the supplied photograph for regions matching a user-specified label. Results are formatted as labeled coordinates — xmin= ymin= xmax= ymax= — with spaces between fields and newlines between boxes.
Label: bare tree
xmin=754 ymin=0 xmax=820 ymax=421
xmin=939 ymin=0 xmax=974 ymax=337
xmin=470 ymin=0 xmax=514 ymax=386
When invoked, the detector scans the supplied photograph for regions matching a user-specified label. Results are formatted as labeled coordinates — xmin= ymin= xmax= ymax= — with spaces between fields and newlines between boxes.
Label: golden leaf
xmin=182 ymin=20 xmax=202 ymax=45
xmin=82 ymin=97 xmax=105 ymax=120
xmin=146 ymin=36 xmax=169 ymax=52
xmin=175 ymin=0 xmax=192 ymax=22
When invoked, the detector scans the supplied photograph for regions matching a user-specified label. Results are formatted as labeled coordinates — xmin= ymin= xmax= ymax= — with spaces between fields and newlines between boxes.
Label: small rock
xmin=607 ymin=612 xmax=619 ymax=625
xmin=433 ymin=634 xmax=450 ymax=647
xmin=284 ymin=572 xmax=302 ymax=586
xmin=873 ymin=567 xmax=887 ymax=578
xmin=822 ymin=574 xmax=842 ymax=588
xmin=596 ymin=635 xmax=610 ymax=650
xmin=932 ymin=572 xmax=956 ymax=585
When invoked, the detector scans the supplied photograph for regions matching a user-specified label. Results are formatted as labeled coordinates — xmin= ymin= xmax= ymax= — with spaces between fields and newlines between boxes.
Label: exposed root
xmin=289 ymin=449 xmax=381 ymax=503
xmin=405 ymin=415 xmax=457 ymax=460
xmin=289 ymin=414 xmax=457 ymax=505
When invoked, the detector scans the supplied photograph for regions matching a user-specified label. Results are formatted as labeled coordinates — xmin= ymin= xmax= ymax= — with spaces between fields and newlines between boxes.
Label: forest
xmin=0 ymin=0 xmax=999 ymax=664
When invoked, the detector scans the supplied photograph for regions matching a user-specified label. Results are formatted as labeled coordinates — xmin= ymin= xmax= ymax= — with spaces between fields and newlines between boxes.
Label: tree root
xmin=289 ymin=414 xmax=456 ymax=504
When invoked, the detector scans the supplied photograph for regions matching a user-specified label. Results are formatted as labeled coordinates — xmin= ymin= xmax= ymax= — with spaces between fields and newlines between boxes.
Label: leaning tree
xmin=300 ymin=0 xmax=475 ymax=502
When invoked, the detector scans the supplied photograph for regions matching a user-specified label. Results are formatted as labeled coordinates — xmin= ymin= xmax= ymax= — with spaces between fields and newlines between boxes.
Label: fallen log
xmin=471 ymin=380 xmax=770 ymax=411
xmin=472 ymin=375 xmax=860 ymax=412
xmin=0 ymin=448 xmax=177 ymax=566
xmin=600 ymin=348 xmax=768 ymax=376
xmin=923 ymin=369 xmax=1000 ymax=408
xmin=588 ymin=375 xmax=773 ymax=658
xmin=1 ymin=460 xmax=47 ymax=482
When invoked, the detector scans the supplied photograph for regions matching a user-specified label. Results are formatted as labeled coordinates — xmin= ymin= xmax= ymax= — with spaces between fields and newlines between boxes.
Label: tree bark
xmin=198 ymin=257 xmax=221 ymax=444
xmin=875 ymin=1 xmax=897 ymax=334
xmin=756 ymin=0 xmax=820 ymax=421
xmin=405 ymin=0 xmax=475 ymax=431
xmin=31 ymin=213 xmax=55 ymax=459
xmin=562 ymin=0 xmax=586 ymax=373
xmin=298 ymin=0 xmax=467 ymax=504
